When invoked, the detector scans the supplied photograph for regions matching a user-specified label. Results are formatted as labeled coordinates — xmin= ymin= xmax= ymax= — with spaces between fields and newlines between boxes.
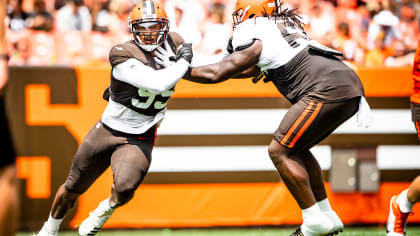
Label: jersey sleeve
xmin=231 ymin=20 xmax=258 ymax=52
xmin=109 ymin=44 xmax=132 ymax=67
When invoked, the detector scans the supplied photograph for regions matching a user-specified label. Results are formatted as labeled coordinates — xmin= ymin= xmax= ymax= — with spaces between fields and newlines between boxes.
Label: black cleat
xmin=290 ymin=227 xmax=304 ymax=236
xmin=290 ymin=227 xmax=343 ymax=236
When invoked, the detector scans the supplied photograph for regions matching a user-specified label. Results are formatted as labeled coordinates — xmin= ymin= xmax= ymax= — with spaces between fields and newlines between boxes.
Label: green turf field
xmin=18 ymin=227 xmax=420 ymax=236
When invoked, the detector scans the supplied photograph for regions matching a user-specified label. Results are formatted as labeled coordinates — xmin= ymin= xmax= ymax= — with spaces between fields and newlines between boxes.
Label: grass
xmin=18 ymin=226 xmax=420 ymax=236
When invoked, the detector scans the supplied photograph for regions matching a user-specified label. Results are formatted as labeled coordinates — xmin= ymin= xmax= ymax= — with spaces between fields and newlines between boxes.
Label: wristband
xmin=0 ymin=53 xmax=9 ymax=62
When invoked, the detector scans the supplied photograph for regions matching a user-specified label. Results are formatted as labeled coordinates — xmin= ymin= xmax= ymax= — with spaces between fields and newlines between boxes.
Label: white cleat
xmin=33 ymin=223 xmax=58 ymax=236
xmin=78 ymin=207 xmax=114 ymax=236
xmin=301 ymin=212 xmax=335 ymax=236
xmin=324 ymin=209 xmax=344 ymax=233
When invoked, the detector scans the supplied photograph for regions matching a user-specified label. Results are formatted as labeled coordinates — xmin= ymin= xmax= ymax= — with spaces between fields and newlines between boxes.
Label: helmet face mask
xmin=232 ymin=6 xmax=251 ymax=29
xmin=129 ymin=0 xmax=169 ymax=51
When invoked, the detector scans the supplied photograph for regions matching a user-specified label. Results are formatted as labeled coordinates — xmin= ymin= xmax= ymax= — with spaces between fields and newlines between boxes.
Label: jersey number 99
xmin=131 ymin=87 xmax=173 ymax=110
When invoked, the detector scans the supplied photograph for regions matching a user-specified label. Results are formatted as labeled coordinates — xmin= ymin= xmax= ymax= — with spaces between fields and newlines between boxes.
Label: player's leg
xmin=300 ymin=150 xmax=343 ymax=234
xmin=270 ymin=97 xmax=359 ymax=235
xmin=386 ymin=175 xmax=420 ymax=236
xmin=407 ymin=175 xmax=420 ymax=204
xmin=78 ymin=135 xmax=154 ymax=236
xmin=36 ymin=121 xmax=115 ymax=236
xmin=36 ymin=185 xmax=81 ymax=236
xmin=109 ymin=143 xmax=152 ymax=207
xmin=299 ymin=97 xmax=359 ymax=235
xmin=269 ymin=140 xmax=334 ymax=236
xmin=0 ymin=164 xmax=18 ymax=236
xmin=269 ymin=141 xmax=316 ymax=209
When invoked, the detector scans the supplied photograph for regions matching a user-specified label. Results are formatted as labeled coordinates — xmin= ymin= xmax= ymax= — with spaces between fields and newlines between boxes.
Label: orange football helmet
xmin=129 ymin=0 xmax=169 ymax=51
xmin=232 ymin=0 xmax=280 ymax=28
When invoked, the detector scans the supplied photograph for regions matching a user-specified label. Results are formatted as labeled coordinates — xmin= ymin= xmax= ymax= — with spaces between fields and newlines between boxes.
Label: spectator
xmin=8 ymin=31 xmax=30 ymax=65
xmin=104 ymin=0 xmax=132 ymax=43
xmin=7 ymin=0 xmax=30 ymax=32
xmin=306 ymin=2 xmax=336 ymax=46
xmin=385 ymin=40 xmax=416 ymax=67
xmin=55 ymin=0 xmax=92 ymax=31
xmin=365 ymin=32 xmax=393 ymax=67
xmin=26 ymin=0 xmax=54 ymax=32
xmin=198 ymin=2 xmax=231 ymax=54
xmin=335 ymin=0 xmax=358 ymax=25
xmin=165 ymin=0 xmax=205 ymax=48
xmin=92 ymin=0 xmax=111 ymax=33
xmin=398 ymin=5 xmax=419 ymax=51
xmin=367 ymin=4 xmax=401 ymax=50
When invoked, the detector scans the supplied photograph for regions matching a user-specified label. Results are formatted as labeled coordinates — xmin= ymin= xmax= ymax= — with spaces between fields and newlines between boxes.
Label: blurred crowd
xmin=5 ymin=0 xmax=420 ymax=67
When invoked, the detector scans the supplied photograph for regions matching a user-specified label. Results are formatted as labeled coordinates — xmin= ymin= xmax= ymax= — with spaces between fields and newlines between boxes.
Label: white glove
xmin=357 ymin=96 xmax=373 ymax=128
xmin=154 ymin=40 xmax=176 ymax=68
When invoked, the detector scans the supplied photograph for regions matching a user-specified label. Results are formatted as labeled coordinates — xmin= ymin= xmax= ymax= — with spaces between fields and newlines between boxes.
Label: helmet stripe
xmin=142 ymin=0 xmax=156 ymax=18
xmin=275 ymin=0 xmax=281 ymax=14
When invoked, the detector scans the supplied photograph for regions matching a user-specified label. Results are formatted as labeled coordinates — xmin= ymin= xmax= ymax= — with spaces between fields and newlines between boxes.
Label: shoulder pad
xmin=109 ymin=42 xmax=132 ymax=67
xmin=168 ymin=32 xmax=184 ymax=49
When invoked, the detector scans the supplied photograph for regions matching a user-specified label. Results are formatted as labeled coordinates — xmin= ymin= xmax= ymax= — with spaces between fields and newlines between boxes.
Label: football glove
xmin=176 ymin=43 xmax=193 ymax=63
xmin=154 ymin=40 xmax=177 ymax=68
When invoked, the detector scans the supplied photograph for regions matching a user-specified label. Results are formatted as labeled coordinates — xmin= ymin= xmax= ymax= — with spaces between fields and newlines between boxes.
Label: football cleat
xmin=323 ymin=209 xmax=344 ymax=233
xmin=290 ymin=227 xmax=304 ymax=236
xmin=386 ymin=195 xmax=413 ymax=236
xmin=33 ymin=223 xmax=58 ymax=236
xmin=78 ymin=206 xmax=115 ymax=236
xmin=290 ymin=227 xmax=341 ymax=236
xmin=300 ymin=212 xmax=335 ymax=236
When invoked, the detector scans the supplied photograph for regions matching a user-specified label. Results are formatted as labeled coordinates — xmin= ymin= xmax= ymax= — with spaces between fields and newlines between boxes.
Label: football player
xmin=386 ymin=41 xmax=420 ymax=236
xmin=158 ymin=0 xmax=371 ymax=235
xmin=34 ymin=1 xmax=193 ymax=235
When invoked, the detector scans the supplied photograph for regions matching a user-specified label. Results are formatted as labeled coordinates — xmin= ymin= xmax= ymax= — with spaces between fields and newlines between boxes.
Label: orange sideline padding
xmin=357 ymin=66 xmax=413 ymax=97
xmin=173 ymin=66 xmax=414 ymax=98
xmin=70 ymin=179 xmax=420 ymax=228
xmin=66 ymin=65 xmax=413 ymax=98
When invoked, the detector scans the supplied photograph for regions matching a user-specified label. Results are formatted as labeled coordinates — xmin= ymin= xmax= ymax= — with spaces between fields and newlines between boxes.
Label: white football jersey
xmin=231 ymin=17 xmax=310 ymax=71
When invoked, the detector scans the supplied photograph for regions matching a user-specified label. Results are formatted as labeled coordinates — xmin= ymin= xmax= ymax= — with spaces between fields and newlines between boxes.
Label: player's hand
xmin=176 ymin=43 xmax=193 ymax=63
xmin=154 ymin=40 xmax=176 ymax=68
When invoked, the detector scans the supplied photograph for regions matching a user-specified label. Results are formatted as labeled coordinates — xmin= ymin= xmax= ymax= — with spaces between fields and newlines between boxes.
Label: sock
xmin=396 ymin=189 xmax=414 ymax=213
xmin=302 ymin=203 xmax=322 ymax=221
xmin=317 ymin=198 xmax=332 ymax=212
xmin=95 ymin=198 xmax=115 ymax=215
xmin=46 ymin=214 xmax=63 ymax=231
xmin=317 ymin=198 xmax=344 ymax=231
xmin=301 ymin=203 xmax=334 ymax=234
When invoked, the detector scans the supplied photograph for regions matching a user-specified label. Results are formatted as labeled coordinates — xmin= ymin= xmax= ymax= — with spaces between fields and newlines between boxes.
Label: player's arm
xmin=113 ymin=44 xmax=193 ymax=93
xmin=184 ymin=39 xmax=262 ymax=84
xmin=231 ymin=65 xmax=261 ymax=78
xmin=113 ymin=59 xmax=188 ymax=93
